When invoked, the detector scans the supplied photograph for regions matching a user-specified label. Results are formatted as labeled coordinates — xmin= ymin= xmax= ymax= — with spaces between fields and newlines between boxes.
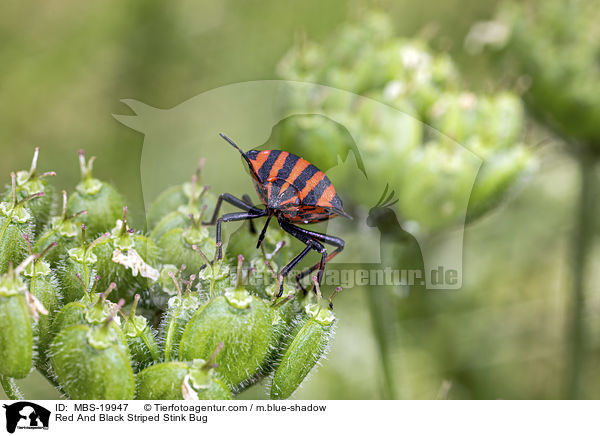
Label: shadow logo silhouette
xmin=2 ymin=402 xmax=50 ymax=433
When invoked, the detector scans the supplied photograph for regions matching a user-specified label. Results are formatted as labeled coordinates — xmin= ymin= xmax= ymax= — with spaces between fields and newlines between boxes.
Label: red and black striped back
xmin=245 ymin=149 xmax=349 ymax=223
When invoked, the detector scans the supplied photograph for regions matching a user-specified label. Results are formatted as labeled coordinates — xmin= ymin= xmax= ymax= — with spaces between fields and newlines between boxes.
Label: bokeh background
xmin=1 ymin=0 xmax=598 ymax=399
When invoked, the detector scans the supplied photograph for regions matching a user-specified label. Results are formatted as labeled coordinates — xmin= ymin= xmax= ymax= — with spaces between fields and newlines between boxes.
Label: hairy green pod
xmin=49 ymin=323 xmax=134 ymax=400
xmin=0 ymin=294 xmax=32 ymax=379
xmin=0 ymin=258 xmax=41 ymax=379
xmin=156 ymin=223 xmax=215 ymax=279
xmin=149 ymin=183 xmax=215 ymax=243
xmin=161 ymin=291 xmax=201 ymax=361
xmin=0 ymin=174 xmax=38 ymax=275
xmin=196 ymin=257 xmax=230 ymax=297
xmin=135 ymin=359 xmax=232 ymax=400
xmin=3 ymin=149 xmax=56 ymax=237
xmin=34 ymin=191 xmax=85 ymax=268
xmin=147 ymin=162 xmax=216 ymax=230
xmin=94 ymin=212 xmax=159 ymax=301
xmin=56 ymin=229 xmax=108 ymax=304
xmin=122 ymin=295 xmax=161 ymax=371
xmin=23 ymin=252 xmax=61 ymax=368
xmin=270 ymin=304 xmax=336 ymax=399
xmin=179 ymin=287 xmax=274 ymax=391
xmin=67 ymin=151 xmax=125 ymax=236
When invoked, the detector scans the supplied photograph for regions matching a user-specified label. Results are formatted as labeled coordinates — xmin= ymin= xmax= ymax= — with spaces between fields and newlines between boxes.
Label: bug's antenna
xmin=219 ymin=133 xmax=261 ymax=181
xmin=219 ymin=133 xmax=246 ymax=155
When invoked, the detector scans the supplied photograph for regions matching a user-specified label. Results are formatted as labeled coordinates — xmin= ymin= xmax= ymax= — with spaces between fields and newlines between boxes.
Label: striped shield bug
xmin=204 ymin=133 xmax=351 ymax=297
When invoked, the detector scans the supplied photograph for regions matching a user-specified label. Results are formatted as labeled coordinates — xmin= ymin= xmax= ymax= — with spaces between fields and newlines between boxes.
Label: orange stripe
xmin=267 ymin=152 xmax=289 ymax=182
xmin=298 ymin=171 xmax=326 ymax=201
xmin=251 ymin=150 xmax=271 ymax=180
xmin=280 ymin=158 xmax=309 ymax=192
xmin=317 ymin=183 xmax=336 ymax=207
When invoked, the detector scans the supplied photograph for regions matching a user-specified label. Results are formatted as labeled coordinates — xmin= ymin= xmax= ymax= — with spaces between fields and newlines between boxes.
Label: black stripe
xmin=303 ymin=176 xmax=330 ymax=205
xmin=290 ymin=164 xmax=320 ymax=193
xmin=269 ymin=153 xmax=299 ymax=200
xmin=257 ymin=150 xmax=280 ymax=183
xmin=275 ymin=153 xmax=299 ymax=182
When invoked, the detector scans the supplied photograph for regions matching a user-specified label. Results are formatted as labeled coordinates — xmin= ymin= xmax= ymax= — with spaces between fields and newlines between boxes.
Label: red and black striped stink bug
xmin=204 ymin=133 xmax=352 ymax=297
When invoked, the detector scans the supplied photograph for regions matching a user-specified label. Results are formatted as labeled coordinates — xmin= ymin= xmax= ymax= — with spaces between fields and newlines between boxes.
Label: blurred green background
xmin=1 ymin=0 xmax=598 ymax=399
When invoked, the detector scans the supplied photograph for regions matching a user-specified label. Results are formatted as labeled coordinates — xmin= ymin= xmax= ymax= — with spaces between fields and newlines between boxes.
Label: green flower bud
xmin=122 ymin=295 xmax=161 ymax=372
xmin=135 ymin=345 xmax=231 ymax=400
xmin=179 ymin=256 xmax=274 ymax=391
xmin=49 ymin=300 xmax=135 ymax=400
xmin=67 ymin=150 xmax=125 ymax=236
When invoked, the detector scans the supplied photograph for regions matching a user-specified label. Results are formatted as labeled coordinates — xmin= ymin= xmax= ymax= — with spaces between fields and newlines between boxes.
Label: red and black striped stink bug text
xmin=204 ymin=133 xmax=352 ymax=298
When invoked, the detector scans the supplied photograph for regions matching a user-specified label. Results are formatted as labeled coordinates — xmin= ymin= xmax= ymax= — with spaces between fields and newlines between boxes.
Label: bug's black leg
xmin=278 ymin=220 xmax=330 ymax=297
xmin=277 ymin=239 xmax=325 ymax=298
xmin=279 ymin=223 xmax=345 ymax=292
xmin=215 ymin=209 xmax=268 ymax=259
xmin=256 ymin=215 xmax=272 ymax=248
xmin=204 ymin=193 xmax=263 ymax=225
xmin=242 ymin=194 xmax=257 ymax=234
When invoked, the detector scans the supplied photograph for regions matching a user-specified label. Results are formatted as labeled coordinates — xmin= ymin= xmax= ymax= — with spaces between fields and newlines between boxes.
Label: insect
xmin=204 ymin=133 xmax=352 ymax=297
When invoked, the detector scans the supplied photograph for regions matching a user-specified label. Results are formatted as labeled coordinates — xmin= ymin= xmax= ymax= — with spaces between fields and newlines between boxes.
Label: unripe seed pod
xmin=0 ymin=256 xmax=46 ymax=379
xmin=122 ymin=294 xmax=161 ymax=371
xmin=3 ymin=148 xmax=56 ymax=237
xmin=135 ymin=345 xmax=231 ymax=400
xmin=160 ymin=272 xmax=201 ymax=361
xmin=49 ymin=300 xmax=135 ymax=400
xmin=94 ymin=208 xmax=159 ymax=301
xmin=21 ymin=238 xmax=61 ymax=368
xmin=150 ymin=184 xmax=215 ymax=243
xmin=0 ymin=173 xmax=41 ymax=275
xmin=55 ymin=226 xmax=109 ymax=304
xmin=270 ymin=279 xmax=339 ymax=399
xmin=34 ymin=191 xmax=86 ymax=268
xmin=156 ymin=215 xmax=215 ymax=279
xmin=147 ymin=159 xmax=216 ymax=230
xmin=179 ymin=256 xmax=274 ymax=391
xmin=194 ymin=244 xmax=230 ymax=297
xmin=50 ymin=281 xmax=129 ymax=358
xmin=67 ymin=150 xmax=125 ymax=236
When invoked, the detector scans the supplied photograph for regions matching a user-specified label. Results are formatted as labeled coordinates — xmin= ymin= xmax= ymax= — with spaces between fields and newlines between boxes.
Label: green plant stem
xmin=566 ymin=150 xmax=597 ymax=399
xmin=0 ymin=375 xmax=24 ymax=400
xmin=366 ymin=288 xmax=399 ymax=399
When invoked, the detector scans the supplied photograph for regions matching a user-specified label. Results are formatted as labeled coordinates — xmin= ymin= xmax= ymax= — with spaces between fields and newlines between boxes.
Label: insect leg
xmin=285 ymin=227 xmax=345 ymax=292
xmin=204 ymin=193 xmax=262 ymax=225
xmin=278 ymin=220 xmax=329 ymax=297
xmin=242 ymin=194 xmax=257 ymax=234
xmin=215 ymin=209 xmax=268 ymax=259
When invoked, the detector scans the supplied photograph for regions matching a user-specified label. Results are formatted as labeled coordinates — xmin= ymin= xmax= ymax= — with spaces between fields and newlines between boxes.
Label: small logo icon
xmin=2 ymin=402 xmax=50 ymax=434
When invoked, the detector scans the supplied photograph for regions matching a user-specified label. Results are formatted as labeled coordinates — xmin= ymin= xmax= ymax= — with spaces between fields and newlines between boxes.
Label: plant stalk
xmin=366 ymin=288 xmax=399 ymax=399
xmin=565 ymin=150 xmax=597 ymax=399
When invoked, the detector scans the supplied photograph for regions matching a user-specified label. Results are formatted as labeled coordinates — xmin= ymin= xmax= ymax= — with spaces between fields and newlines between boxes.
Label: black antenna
xmin=219 ymin=133 xmax=261 ymax=181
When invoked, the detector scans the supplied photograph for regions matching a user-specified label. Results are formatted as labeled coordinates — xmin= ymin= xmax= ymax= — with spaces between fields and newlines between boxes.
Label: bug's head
xmin=367 ymin=184 xmax=399 ymax=228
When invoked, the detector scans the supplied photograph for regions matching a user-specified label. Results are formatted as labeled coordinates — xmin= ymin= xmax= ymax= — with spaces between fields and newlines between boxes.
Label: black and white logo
xmin=2 ymin=402 xmax=50 ymax=433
